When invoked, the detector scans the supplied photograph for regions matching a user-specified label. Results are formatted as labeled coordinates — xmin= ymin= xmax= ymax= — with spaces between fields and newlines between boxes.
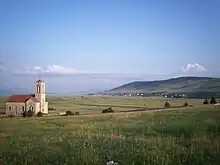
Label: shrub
xmin=36 ymin=111 xmax=43 ymax=117
xmin=22 ymin=111 xmax=27 ymax=117
xmin=164 ymin=101 xmax=171 ymax=109
xmin=210 ymin=97 xmax=217 ymax=104
xmin=48 ymin=107 xmax=56 ymax=111
xmin=8 ymin=114 xmax=14 ymax=118
xmin=27 ymin=110 xmax=34 ymax=117
xmin=183 ymin=101 xmax=189 ymax=107
xmin=75 ymin=112 xmax=79 ymax=115
xmin=203 ymin=98 xmax=209 ymax=104
xmin=66 ymin=110 xmax=73 ymax=116
xmin=102 ymin=107 xmax=114 ymax=113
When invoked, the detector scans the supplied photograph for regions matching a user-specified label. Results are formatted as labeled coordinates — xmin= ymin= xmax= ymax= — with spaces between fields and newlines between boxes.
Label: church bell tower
xmin=35 ymin=78 xmax=46 ymax=112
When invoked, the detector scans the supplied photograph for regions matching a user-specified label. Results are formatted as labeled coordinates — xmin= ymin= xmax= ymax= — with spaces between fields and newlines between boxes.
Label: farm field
xmin=0 ymin=95 xmax=220 ymax=165
xmin=0 ymin=95 xmax=209 ymax=115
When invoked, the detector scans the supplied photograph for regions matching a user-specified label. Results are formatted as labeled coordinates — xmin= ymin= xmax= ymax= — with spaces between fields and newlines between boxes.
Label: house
xmin=6 ymin=79 xmax=48 ymax=116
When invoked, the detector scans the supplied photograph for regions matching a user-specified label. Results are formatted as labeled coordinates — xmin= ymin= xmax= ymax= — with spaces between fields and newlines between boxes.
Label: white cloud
xmin=181 ymin=63 xmax=207 ymax=73
xmin=17 ymin=65 xmax=85 ymax=75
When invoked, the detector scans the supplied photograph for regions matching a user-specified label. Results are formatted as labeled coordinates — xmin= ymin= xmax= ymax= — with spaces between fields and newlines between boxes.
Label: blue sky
xmin=0 ymin=0 xmax=220 ymax=93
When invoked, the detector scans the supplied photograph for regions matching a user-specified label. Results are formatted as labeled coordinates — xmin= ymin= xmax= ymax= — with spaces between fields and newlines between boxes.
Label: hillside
xmin=106 ymin=77 xmax=220 ymax=98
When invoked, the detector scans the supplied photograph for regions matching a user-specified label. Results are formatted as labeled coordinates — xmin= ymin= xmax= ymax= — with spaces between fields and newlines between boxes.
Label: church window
xmin=37 ymin=85 xmax=40 ymax=93
xmin=9 ymin=106 xmax=11 ymax=111
xmin=22 ymin=106 xmax=25 ymax=111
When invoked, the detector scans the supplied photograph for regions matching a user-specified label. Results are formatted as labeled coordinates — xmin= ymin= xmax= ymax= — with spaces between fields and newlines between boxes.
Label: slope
xmin=106 ymin=77 xmax=220 ymax=98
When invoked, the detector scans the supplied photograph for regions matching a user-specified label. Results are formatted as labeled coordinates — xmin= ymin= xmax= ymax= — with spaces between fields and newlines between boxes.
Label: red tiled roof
xmin=7 ymin=94 xmax=39 ymax=103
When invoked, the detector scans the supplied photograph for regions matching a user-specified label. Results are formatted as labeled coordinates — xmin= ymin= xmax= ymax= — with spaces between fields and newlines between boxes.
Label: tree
xmin=36 ymin=111 xmax=43 ymax=117
xmin=66 ymin=110 xmax=73 ymax=116
xmin=22 ymin=111 xmax=27 ymax=117
xmin=183 ymin=101 xmax=189 ymax=107
xmin=210 ymin=97 xmax=217 ymax=104
xmin=102 ymin=107 xmax=114 ymax=113
xmin=75 ymin=112 xmax=79 ymax=115
xmin=48 ymin=107 xmax=56 ymax=111
xmin=203 ymin=98 xmax=209 ymax=104
xmin=27 ymin=110 xmax=33 ymax=117
xmin=164 ymin=101 xmax=171 ymax=109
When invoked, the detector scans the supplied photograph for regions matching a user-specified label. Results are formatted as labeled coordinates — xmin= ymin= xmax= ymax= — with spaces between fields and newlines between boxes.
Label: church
xmin=6 ymin=79 xmax=48 ymax=116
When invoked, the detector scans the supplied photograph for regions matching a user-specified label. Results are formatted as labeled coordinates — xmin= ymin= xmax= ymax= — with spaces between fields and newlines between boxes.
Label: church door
xmin=29 ymin=105 xmax=34 ymax=111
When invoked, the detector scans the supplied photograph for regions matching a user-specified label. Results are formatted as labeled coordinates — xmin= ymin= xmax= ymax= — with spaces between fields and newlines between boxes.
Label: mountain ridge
xmin=105 ymin=76 xmax=220 ymax=98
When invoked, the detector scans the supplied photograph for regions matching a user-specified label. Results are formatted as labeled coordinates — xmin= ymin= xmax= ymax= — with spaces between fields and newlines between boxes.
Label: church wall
xmin=43 ymin=102 xmax=48 ymax=114
xmin=26 ymin=99 xmax=38 ymax=115
xmin=6 ymin=100 xmax=40 ymax=116
xmin=35 ymin=102 xmax=40 ymax=114
xmin=6 ymin=102 xmax=25 ymax=116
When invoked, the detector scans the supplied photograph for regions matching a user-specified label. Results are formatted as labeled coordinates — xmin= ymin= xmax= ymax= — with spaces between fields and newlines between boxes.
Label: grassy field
xmin=0 ymin=95 xmax=208 ymax=115
xmin=0 ymin=95 xmax=220 ymax=165
xmin=0 ymin=105 xmax=220 ymax=165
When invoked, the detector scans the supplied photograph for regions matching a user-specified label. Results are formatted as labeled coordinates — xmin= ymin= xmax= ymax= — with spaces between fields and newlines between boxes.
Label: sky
xmin=0 ymin=0 xmax=220 ymax=93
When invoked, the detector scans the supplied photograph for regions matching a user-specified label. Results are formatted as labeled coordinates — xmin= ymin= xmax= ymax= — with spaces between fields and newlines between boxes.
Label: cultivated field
xmin=0 ymin=95 xmax=220 ymax=165
xmin=0 ymin=95 xmax=208 ymax=115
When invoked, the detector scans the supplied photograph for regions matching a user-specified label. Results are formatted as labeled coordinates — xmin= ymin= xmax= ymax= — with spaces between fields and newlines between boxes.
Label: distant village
xmin=90 ymin=92 xmax=186 ymax=98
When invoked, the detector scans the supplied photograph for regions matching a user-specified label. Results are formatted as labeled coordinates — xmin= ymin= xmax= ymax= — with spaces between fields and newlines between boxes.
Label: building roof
xmin=7 ymin=94 xmax=39 ymax=103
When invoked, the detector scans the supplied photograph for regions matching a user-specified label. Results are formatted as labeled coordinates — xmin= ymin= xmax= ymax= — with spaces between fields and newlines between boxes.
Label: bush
xmin=66 ymin=110 xmax=73 ymax=116
xmin=22 ymin=111 xmax=27 ymax=117
xmin=183 ymin=101 xmax=189 ymax=107
xmin=164 ymin=101 xmax=171 ymax=109
xmin=36 ymin=111 xmax=43 ymax=117
xmin=210 ymin=97 xmax=217 ymax=104
xmin=48 ymin=107 xmax=56 ymax=111
xmin=203 ymin=98 xmax=209 ymax=104
xmin=27 ymin=110 xmax=34 ymax=117
xmin=64 ymin=111 xmax=79 ymax=116
xmin=102 ymin=107 xmax=114 ymax=113
xmin=75 ymin=112 xmax=79 ymax=115
xmin=8 ymin=114 xmax=14 ymax=118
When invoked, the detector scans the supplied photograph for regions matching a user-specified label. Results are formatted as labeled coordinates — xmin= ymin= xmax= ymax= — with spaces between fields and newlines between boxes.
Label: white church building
xmin=6 ymin=79 xmax=48 ymax=116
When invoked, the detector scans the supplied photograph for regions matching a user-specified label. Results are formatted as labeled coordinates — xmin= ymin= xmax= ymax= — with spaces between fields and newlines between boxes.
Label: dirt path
xmin=120 ymin=105 xmax=193 ymax=112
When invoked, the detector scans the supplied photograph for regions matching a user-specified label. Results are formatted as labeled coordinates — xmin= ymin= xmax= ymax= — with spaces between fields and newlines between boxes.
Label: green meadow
xmin=0 ymin=95 xmax=220 ymax=165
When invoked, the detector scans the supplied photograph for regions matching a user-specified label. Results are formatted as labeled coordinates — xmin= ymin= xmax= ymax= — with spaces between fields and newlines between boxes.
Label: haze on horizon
xmin=0 ymin=0 xmax=220 ymax=93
